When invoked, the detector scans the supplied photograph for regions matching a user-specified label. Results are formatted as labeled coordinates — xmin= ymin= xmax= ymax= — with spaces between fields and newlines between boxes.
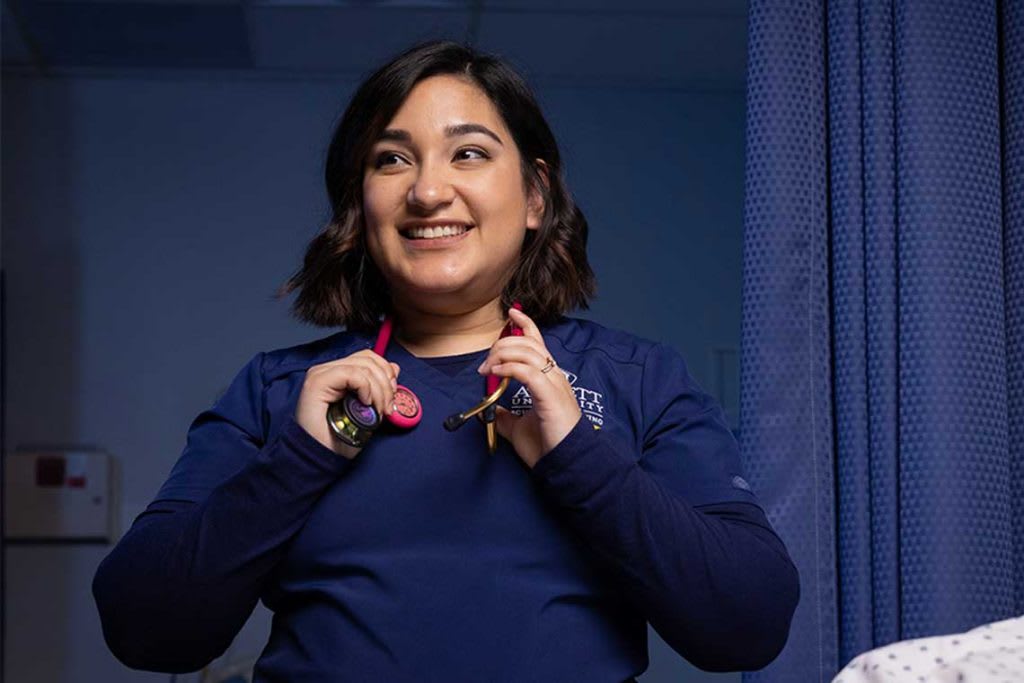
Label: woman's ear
xmin=526 ymin=159 xmax=550 ymax=231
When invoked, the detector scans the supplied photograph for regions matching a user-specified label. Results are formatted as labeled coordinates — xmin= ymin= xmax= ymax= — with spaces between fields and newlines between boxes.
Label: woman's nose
xmin=406 ymin=161 xmax=455 ymax=210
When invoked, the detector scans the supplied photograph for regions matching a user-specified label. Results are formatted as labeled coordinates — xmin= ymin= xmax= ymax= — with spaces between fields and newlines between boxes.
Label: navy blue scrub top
xmin=93 ymin=315 xmax=799 ymax=681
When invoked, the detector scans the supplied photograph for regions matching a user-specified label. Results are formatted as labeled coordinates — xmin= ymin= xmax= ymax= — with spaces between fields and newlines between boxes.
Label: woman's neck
xmin=390 ymin=298 xmax=509 ymax=358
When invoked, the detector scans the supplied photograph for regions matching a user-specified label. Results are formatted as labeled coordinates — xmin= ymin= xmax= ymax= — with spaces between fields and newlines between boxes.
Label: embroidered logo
xmin=510 ymin=369 xmax=606 ymax=427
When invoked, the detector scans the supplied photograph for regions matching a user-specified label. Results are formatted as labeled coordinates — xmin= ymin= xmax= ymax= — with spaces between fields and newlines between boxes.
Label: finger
xmin=348 ymin=358 xmax=396 ymax=415
xmin=478 ymin=336 xmax=551 ymax=372
xmin=507 ymin=307 xmax=543 ymax=342
xmin=493 ymin=405 xmax=518 ymax=442
xmin=321 ymin=351 xmax=399 ymax=387
xmin=478 ymin=343 xmax=550 ymax=377
xmin=324 ymin=364 xmax=375 ymax=408
xmin=322 ymin=363 xmax=385 ymax=417
xmin=355 ymin=349 xmax=400 ymax=388
xmin=486 ymin=360 xmax=565 ymax=406
xmin=354 ymin=365 xmax=385 ymax=415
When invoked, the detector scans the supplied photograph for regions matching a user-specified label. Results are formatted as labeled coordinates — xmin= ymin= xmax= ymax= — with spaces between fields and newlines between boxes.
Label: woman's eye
xmin=455 ymin=147 xmax=488 ymax=161
xmin=373 ymin=152 xmax=405 ymax=169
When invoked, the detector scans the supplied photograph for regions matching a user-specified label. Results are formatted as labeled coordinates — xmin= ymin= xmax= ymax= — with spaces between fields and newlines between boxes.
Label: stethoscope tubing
xmin=325 ymin=304 xmax=523 ymax=452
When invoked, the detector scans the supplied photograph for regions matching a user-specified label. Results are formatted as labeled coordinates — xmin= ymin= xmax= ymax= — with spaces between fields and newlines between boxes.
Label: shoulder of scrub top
xmin=255 ymin=329 xmax=378 ymax=384
xmin=540 ymin=315 xmax=660 ymax=367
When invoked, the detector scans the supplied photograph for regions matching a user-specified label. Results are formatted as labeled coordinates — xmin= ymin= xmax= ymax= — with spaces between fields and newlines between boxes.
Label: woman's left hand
xmin=477 ymin=308 xmax=582 ymax=468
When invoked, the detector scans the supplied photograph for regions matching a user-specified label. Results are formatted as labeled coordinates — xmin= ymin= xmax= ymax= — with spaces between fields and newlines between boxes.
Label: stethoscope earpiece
xmin=442 ymin=377 xmax=508 ymax=428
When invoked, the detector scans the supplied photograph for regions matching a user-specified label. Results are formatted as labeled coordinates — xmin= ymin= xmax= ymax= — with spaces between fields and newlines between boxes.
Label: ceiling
xmin=1 ymin=0 xmax=747 ymax=89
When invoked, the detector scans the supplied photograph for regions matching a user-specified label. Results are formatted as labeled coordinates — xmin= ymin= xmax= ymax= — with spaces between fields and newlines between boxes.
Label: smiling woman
xmin=92 ymin=40 xmax=799 ymax=682
xmin=279 ymin=44 xmax=593 ymax=337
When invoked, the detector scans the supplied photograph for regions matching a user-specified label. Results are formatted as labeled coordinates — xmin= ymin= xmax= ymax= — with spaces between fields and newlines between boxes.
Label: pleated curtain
xmin=739 ymin=2 xmax=1024 ymax=680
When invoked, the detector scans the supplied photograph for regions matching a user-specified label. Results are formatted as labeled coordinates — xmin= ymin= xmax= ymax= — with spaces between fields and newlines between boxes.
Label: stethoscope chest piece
xmin=327 ymin=393 xmax=381 ymax=447
xmin=327 ymin=383 xmax=422 ymax=448
xmin=389 ymin=385 xmax=422 ymax=429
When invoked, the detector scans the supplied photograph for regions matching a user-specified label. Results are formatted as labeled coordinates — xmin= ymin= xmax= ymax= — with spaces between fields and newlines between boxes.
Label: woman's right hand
xmin=294 ymin=350 xmax=400 ymax=459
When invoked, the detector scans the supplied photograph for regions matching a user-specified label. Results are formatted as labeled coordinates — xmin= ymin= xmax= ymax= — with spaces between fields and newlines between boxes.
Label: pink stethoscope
xmin=326 ymin=302 xmax=524 ymax=454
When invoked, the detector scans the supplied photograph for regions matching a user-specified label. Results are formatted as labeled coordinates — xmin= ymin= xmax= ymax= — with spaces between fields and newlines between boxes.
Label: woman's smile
xmin=401 ymin=226 xmax=474 ymax=249
xmin=398 ymin=219 xmax=477 ymax=249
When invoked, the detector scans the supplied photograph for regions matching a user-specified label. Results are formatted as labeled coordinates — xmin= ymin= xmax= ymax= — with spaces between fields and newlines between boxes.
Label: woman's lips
xmin=401 ymin=226 xmax=474 ymax=249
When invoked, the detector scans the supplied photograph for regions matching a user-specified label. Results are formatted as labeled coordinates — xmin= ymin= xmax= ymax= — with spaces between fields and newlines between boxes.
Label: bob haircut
xmin=278 ymin=39 xmax=596 ymax=332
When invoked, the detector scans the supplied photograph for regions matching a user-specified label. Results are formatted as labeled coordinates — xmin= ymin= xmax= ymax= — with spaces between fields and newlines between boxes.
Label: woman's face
xmin=362 ymin=74 xmax=544 ymax=313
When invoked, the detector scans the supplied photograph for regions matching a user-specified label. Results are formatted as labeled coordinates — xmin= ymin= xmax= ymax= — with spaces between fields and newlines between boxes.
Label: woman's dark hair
xmin=277 ymin=40 xmax=596 ymax=332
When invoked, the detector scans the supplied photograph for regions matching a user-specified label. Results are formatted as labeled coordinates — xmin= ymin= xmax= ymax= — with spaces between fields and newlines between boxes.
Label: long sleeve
xmin=92 ymin=354 xmax=353 ymax=673
xmin=529 ymin=343 xmax=800 ymax=672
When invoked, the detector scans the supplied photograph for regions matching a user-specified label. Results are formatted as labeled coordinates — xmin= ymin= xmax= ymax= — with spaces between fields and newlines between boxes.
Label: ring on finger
xmin=540 ymin=357 xmax=556 ymax=374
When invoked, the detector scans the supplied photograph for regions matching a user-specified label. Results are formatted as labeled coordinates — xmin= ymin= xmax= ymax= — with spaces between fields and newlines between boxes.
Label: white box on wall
xmin=4 ymin=450 xmax=117 ymax=542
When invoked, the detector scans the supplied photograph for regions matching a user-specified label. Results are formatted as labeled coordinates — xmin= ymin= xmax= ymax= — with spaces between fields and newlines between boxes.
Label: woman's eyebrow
xmin=445 ymin=123 xmax=504 ymax=145
xmin=377 ymin=123 xmax=504 ymax=146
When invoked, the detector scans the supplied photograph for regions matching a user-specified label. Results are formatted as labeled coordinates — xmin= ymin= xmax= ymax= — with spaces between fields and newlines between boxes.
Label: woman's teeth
xmin=405 ymin=224 xmax=470 ymax=239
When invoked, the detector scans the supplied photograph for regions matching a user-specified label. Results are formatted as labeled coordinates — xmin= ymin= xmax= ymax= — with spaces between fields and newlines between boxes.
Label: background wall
xmin=1 ymin=36 xmax=746 ymax=683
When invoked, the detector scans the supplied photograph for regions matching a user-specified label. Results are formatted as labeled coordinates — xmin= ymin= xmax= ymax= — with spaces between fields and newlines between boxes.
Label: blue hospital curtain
xmin=739 ymin=1 xmax=1024 ymax=681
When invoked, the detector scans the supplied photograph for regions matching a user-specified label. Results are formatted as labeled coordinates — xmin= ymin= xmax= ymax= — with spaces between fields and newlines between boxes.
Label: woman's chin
xmin=395 ymin=277 xmax=474 ymax=301
xmin=398 ymin=280 xmax=513 ymax=315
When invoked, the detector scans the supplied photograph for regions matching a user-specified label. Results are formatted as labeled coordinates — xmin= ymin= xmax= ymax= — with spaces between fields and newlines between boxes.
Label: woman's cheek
xmin=361 ymin=185 xmax=387 ymax=224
